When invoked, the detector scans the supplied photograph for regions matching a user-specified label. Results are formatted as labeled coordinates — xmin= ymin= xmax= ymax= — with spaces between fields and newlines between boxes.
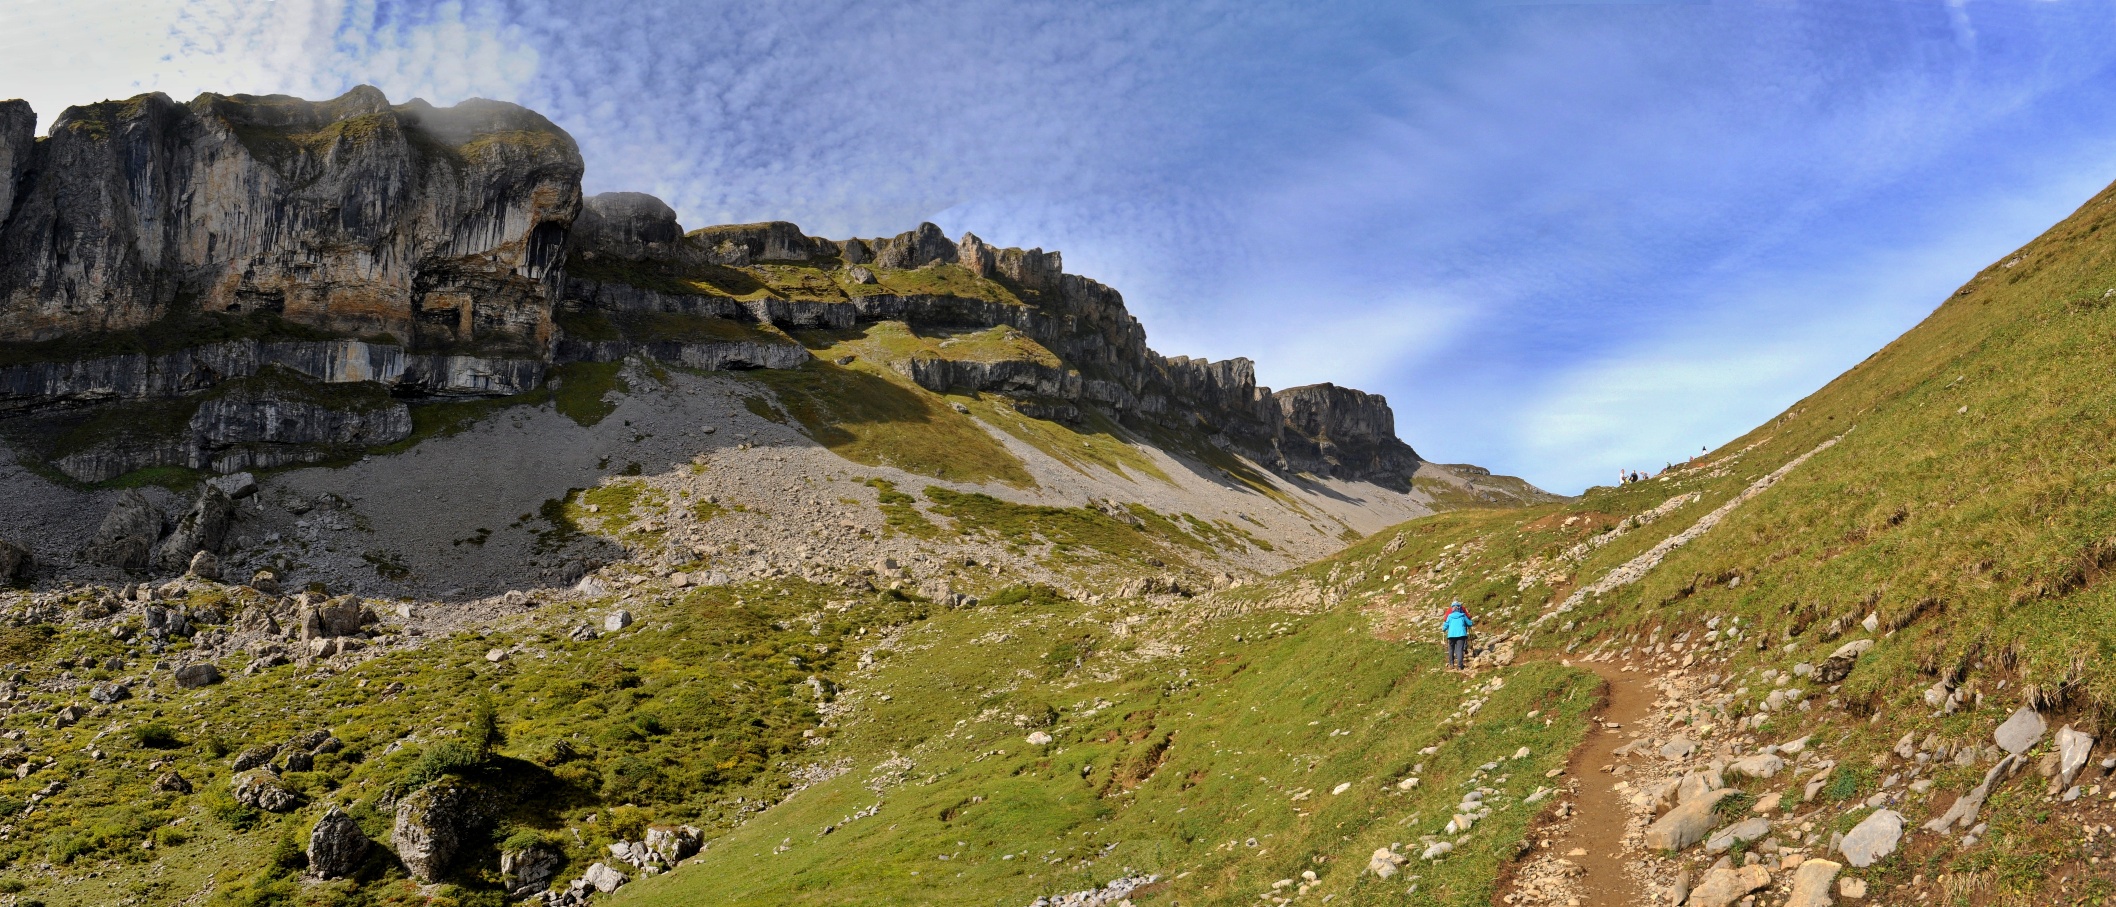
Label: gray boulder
xmin=173 ymin=663 xmax=222 ymax=688
xmin=1689 ymin=863 xmax=1770 ymax=907
xmin=153 ymin=487 xmax=235 ymax=573
xmin=88 ymin=681 xmax=129 ymax=703
xmin=0 ymin=538 xmax=31 ymax=584
xmin=1704 ymin=817 xmax=1771 ymax=854
xmin=152 ymin=771 xmax=192 ymax=794
xmin=186 ymin=550 xmax=221 ymax=581
xmin=232 ymin=769 xmax=301 ymax=812
xmin=582 ymin=862 xmax=629 ymax=893
xmin=1729 ymin=752 xmax=1784 ymax=780
xmin=1838 ymin=809 xmax=1903 ymax=868
xmin=502 ymin=842 xmax=565 ymax=897
xmin=393 ymin=779 xmax=486 ymax=883
xmin=1784 ymin=858 xmax=1842 ymax=907
xmin=1994 ymin=707 xmax=2045 ymax=755
xmin=1644 ymin=788 xmax=1734 ymax=851
xmin=307 ymin=806 xmax=370 ymax=879
xmin=85 ymin=491 xmax=165 ymax=569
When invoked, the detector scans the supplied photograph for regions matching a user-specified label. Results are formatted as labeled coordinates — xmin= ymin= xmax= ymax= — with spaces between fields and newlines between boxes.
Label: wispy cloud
xmin=6 ymin=0 xmax=2116 ymax=493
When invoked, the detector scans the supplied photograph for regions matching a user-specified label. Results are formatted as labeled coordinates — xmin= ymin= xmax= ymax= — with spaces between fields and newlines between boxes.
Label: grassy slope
xmin=1230 ymin=176 xmax=2116 ymax=903
xmin=615 ymin=588 xmax=1596 ymax=907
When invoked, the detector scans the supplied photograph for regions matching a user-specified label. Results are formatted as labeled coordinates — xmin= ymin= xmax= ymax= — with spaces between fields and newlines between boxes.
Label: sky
xmin=6 ymin=1 xmax=2116 ymax=493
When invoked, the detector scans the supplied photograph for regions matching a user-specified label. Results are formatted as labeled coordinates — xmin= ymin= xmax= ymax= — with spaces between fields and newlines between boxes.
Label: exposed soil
xmin=1502 ymin=657 xmax=1656 ymax=906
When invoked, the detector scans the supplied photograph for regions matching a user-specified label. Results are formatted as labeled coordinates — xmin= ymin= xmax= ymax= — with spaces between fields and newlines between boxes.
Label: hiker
xmin=1442 ymin=601 xmax=1473 ymax=670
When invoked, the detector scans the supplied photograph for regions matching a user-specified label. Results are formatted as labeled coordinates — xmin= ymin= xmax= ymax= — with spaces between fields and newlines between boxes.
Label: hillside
xmin=0 ymin=86 xmax=1560 ymax=907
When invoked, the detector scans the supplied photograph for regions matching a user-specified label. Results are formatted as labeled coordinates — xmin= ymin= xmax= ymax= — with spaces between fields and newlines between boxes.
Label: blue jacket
xmin=1444 ymin=607 xmax=1472 ymax=639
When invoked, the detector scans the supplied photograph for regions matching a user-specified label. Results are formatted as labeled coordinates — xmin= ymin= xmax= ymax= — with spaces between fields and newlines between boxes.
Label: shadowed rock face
xmin=0 ymin=100 xmax=32 ymax=226
xmin=0 ymin=86 xmax=582 ymax=353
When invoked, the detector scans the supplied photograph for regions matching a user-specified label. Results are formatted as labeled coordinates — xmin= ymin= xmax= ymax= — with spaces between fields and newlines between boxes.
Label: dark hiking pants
xmin=1447 ymin=636 xmax=1467 ymax=669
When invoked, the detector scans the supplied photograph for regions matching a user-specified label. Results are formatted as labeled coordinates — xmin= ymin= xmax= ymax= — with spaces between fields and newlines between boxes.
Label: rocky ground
xmin=0 ymin=361 xmax=1438 ymax=603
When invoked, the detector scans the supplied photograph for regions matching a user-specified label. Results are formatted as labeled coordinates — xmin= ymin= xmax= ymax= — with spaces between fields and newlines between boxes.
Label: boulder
xmin=1994 ymin=707 xmax=2045 ymax=755
xmin=307 ymin=806 xmax=371 ymax=879
xmin=392 ymin=779 xmax=486 ymax=882
xmin=153 ymin=487 xmax=235 ymax=573
xmin=645 ymin=824 xmax=703 ymax=865
xmin=1837 ymin=810 xmax=1903 ymax=868
xmin=1644 ymin=789 xmax=1734 ymax=852
xmin=1678 ymin=766 xmax=1725 ymax=803
xmin=207 ymin=471 xmax=258 ymax=499
xmin=1816 ymin=639 xmax=1873 ymax=683
xmin=1369 ymin=847 xmax=1408 ymax=877
xmin=1729 ymin=752 xmax=1784 ymax=779
xmin=0 ymin=538 xmax=31 ymax=584
xmin=88 ymin=681 xmax=129 ymax=703
xmin=1785 ymin=858 xmax=1842 ymax=907
xmin=85 ymin=491 xmax=165 ymax=569
xmin=605 ymin=609 xmax=634 ymax=632
xmin=1688 ymin=863 xmax=1771 ymax=907
xmin=1661 ymin=737 xmax=1697 ymax=760
xmin=173 ymin=663 xmax=222 ymax=688
xmin=1704 ymin=817 xmax=1771 ymax=854
xmin=2056 ymin=726 xmax=2096 ymax=789
xmin=232 ymin=769 xmax=301 ymax=812
xmin=186 ymin=550 xmax=221 ymax=581
xmin=502 ymin=842 xmax=565 ymax=896
xmin=583 ymin=861 xmax=629 ymax=893
xmin=152 ymin=771 xmax=192 ymax=794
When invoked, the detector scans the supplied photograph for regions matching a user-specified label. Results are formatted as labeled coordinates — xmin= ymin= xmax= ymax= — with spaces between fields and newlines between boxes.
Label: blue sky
xmin=8 ymin=1 xmax=2116 ymax=492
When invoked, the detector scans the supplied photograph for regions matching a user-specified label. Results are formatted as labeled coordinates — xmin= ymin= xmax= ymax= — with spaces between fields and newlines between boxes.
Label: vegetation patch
xmin=737 ymin=360 xmax=1032 ymax=487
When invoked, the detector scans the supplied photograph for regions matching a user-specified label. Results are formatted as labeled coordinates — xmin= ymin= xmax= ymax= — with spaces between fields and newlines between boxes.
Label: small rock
xmin=151 ymin=771 xmax=192 ymax=794
xmin=1331 ymin=782 xmax=1352 ymax=795
xmin=605 ymin=610 xmax=634 ymax=632
xmin=1839 ymin=876 xmax=1868 ymax=899
xmin=2055 ymin=725 xmax=2095 ymax=789
xmin=1705 ymin=817 xmax=1771 ymax=854
xmin=88 ymin=681 xmax=129 ymax=703
xmin=1730 ymin=753 xmax=1784 ymax=780
xmin=1026 ymin=731 xmax=1053 ymax=746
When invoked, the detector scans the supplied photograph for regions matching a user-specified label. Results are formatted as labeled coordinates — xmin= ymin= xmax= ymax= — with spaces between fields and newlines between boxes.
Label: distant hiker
xmin=1443 ymin=601 xmax=1473 ymax=670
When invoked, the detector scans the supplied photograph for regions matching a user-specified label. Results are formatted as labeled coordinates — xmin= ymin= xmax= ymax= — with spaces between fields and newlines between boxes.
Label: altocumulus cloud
xmin=7 ymin=1 xmax=2116 ymax=491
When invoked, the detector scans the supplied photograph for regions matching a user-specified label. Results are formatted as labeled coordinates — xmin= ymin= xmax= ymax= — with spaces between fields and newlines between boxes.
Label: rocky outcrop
xmin=0 ymin=86 xmax=581 ymax=351
xmin=152 ymin=488 xmax=235 ymax=572
xmin=0 ymin=538 xmax=30 ymax=584
xmin=554 ymin=338 xmax=810 ymax=371
xmin=570 ymin=192 xmax=683 ymax=261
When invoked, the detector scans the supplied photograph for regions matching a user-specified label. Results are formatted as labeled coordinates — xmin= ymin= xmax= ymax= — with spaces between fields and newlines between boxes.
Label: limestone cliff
xmin=0 ymin=86 xmax=581 ymax=354
xmin=0 ymin=89 xmax=1529 ymax=500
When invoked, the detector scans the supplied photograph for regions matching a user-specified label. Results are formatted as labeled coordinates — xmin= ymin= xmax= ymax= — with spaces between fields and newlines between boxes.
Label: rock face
xmin=0 ymin=86 xmax=581 ymax=350
xmin=307 ymin=806 xmax=371 ymax=879
xmin=0 ymin=99 xmax=32 ymax=225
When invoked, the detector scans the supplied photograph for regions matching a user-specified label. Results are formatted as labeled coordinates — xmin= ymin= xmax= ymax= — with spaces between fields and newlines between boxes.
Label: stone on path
xmin=1688 ymin=863 xmax=1770 ymax=907
xmin=1994 ymin=707 xmax=2045 ymax=755
xmin=1784 ymin=858 xmax=1842 ymax=907
xmin=1645 ymin=789 xmax=1734 ymax=852
xmin=1837 ymin=810 xmax=1903 ymax=868
xmin=1661 ymin=737 xmax=1697 ymax=760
